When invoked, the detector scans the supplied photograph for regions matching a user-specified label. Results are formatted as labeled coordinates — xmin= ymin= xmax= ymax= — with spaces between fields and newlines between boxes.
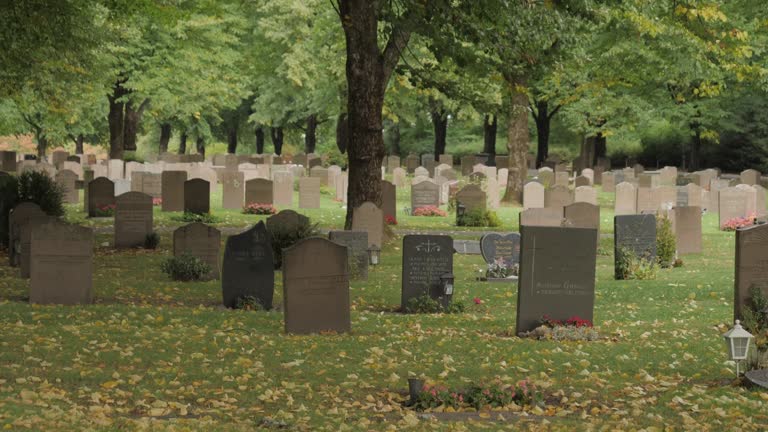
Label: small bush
xmin=160 ymin=253 xmax=211 ymax=281
xmin=171 ymin=212 xmax=221 ymax=224
xmin=144 ymin=232 xmax=160 ymax=249
xmin=457 ymin=208 xmax=501 ymax=227
xmin=405 ymin=294 xmax=464 ymax=314
xmin=92 ymin=204 xmax=116 ymax=217
xmin=0 ymin=171 xmax=65 ymax=248
xmin=234 ymin=296 xmax=266 ymax=311
xmin=267 ymin=217 xmax=321 ymax=269
xmin=616 ymin=247 xmax=657 ymax=280
xmin=413 ymin=206 xmax=447 ymax=217
xmin=243 ymin=203 xmax=277 ymax=215
xmin=656 ymin=216 xmax=676 ymax=268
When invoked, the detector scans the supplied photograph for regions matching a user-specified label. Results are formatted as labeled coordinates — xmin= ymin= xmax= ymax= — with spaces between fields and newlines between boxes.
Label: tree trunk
xmin=270 ymin=127 xmax=284 ymax=155
xmin=430 ymin=104 xmax=448 ymax=159
xmin=594 ymin=132 xmax=607 ymax=162
xmin=122 ymin=100 xmax=142 ymax=152
xmin=690 ymin=129 xmax=701 ymax=171
xmin=36 ymin=132 xmax=47 ymax=159
xmin=107 ymin=81 xmax=127 ymax=159
xmin=390 ymin=122 xmax=401 ymax=156
xmin=483 ymin=114 xmax=497 ymax=162
xmin=178 ymin=132 xmax=187 ymax=155
xmin=196 ymin=136 xmax=205 ymax=157
xmin=75 ymin=134 xmax=84 ymax=154
xmin=534 ymin=101 xmax=550 ymax=167
xmin=336 ymin=113 xmax=348 ymax=154
xmin=227 ymin=123 xmax=238 ymax=154
xmin=502 ymin=77 xmax=529 ymax=204
xmin=159 ymin=123 xmax=171 ymax=154
xmin=305 ymin=114 xmax=318 ymax=154
xmin=255 ymin=127 xmax=265 ymax=154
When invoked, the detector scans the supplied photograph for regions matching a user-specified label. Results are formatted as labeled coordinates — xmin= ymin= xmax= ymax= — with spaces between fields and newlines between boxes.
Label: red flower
xmin=473 ymin=297 xmax=482 ymax=305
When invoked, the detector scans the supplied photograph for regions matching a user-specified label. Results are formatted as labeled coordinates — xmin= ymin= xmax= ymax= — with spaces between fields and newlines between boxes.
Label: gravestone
xmin=519 ymin=207 xmax=563 ymax=227
xmin=114 ymin=192 xmax=153 ymax=248
xmin=574 ymin=186 xmax=597 ymax=205
xmin=108 ymin=159 xmax=124 ymax=180
xmin=184 ymin=178 xmax=210 ymax=214
xmin=555 ymin=171 xmax=569 ymax=187
xmin=114 ymin=179 xmax=131 ymax=196
xmin=392 ymin=167 xmax=407 ymax=187
xmin=405 ymin=154 xmax=419 ymax=173
xmin=161 ymin=171 xmax=187 ymax=212
xmin=414 ymin=166 xmax=429 ymax=178
xmin=401 ymin=235 xmax=453 ymax=310
xmin=283 ymin=237 xmax=350 ymax=334
xmin=273 ymin=171 xmax=293 ymax=207
xmin=636 ymin=187 xmax=655 ymax=214
xmin=741 ymin=169 xmax=760 ymax=186
xmin=675 ymin=206 xmax=702 ymax=255
xmin=310 ymin=166 xmax=329 ymax=187
xmin=245 ymin=178 xmax=273 ymax=205
xmin=30 ymin=221 xmax=93 ymax=305
xmin=174 ymin=222 xmax=221 ymax=279
xmin=56 ymin=169 xmax=78 ymax=204
xmin=574 ymin=175 xmax=590 ymax=187
xmin=686 ymin=183 xmax=703 ymax=208
xmin=564 ymin=202 xmax=600 ymax=232
xmin=329 ymin=230 xmax=369 ymax=280
xmin=439 ymin=154 xmax=452 ymax=166
xmin=335 ymin=172 xmax=348 ymax=203
xmin=523 ymin=181 xmax=545 ymax=209
xmin=615 ymin=182 xmax=637 ymax=215
xmin=381 ymin=180 xmax=396 ymax=220
xmin=411 ymin=180 xmax=440 ymax=210
xmin=221 ymin=171 xmax=245 ymax=210
xmin=656 ymin=185 xmax=677 ymax=210
xmin=545 ymin=185 xmax=573 ymax=208
xmin=515 ymin=226 xmax=597 ymax=334
xmin=480 ymin=232 xmax=521 ymax=267
xmin=735 ymin=223 xmax=768 ymax=320
xmin=581 ymin=169 xmax=594 ymax=184
xmin=602 ymin=172 xmax=615 ymax=193
xmin=8 ymin=202 xmax=45 ymax=267
xmin=88 ymin=177 xmax=115 ymax=217
xmin=82 ymin=170 xmax=94 ymax=212
xmin=294 ymin=153 xmax=307 ymax=169
xmin=460 ymin=155 xmax=474 ymax=175
xmin=222 ymin=222 xmax=275 ymax=309
xmin=328 ymin=165 xmax=342 ymax=190
xmin=387 ymin=155 xmax=400 ymax=173
xmin=614 ymin=214 xmax=657 ymax=279
xmin=456 ymin=184 xmax=486 ymax=212
xmin=719 ymin=187 xmax=747 ymax=229
xmin=299 ymin=177 xmax=321 ymax=208
xmin=351 ymin=202 xmax=383 ymax=248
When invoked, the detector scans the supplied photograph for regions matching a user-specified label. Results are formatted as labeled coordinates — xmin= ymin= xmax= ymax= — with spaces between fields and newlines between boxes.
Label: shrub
xmin=412 ymin=206 xmax=447 ymax=217
xmin=171 ymin=212 xmax=221 ymax=224
xmin=0 ymin=171 xmax=65 ymax=248
xmin=457 ymin=208 xmax=501 ymax=227
xmin=656 ymin=216 xmax=676 ymax=268
xmin=243 ymin=203 xmax=277 ymax=215
xmin=92 ymin=204 xmax=116 ymax=217
xmin=160 ymin=253 xmax=211 ymax=281
xmin=267 ymin=217 xmax=320 ymax=269
xmin=616 ymin=247 xmax=657 ymax=280
xmin=405 ymin=294 xmax=464 ymax=314
xmin=234 ymin=295 xmax=266 ymax=311
xmin=144 ymin=232 xmax=160 ymax=249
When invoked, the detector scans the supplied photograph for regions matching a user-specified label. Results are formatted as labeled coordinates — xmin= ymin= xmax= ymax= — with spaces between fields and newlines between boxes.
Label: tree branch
xmin=547 ymin=104 xmax=562 ymax=120
xmin=381 ymin=26 xmax=411 ymax=93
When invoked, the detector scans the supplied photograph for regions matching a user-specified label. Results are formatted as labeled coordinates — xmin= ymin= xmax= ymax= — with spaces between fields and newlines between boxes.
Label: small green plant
xmin=457 ymin=208 xmax=501 ymax=227
xmin=144 ymin=232 xmax=160 ymax=249
xmin=267 ymin=217 xmax=321 ymax=269
xmin=234 ymin=296 xmax=266 ymax=311
xmin=742 ymin=286 xmax=768 ymax=371
xmin=405 ymin=293 xmax=464 ymax=314
xmin=92 ymin=204 xmax=116 ymax=217
xmin=160 ymin=253 xmax=212 ymax=281
xmin=656 ymin=215 xmax=676 ymax=268
xmin=171 ymin=212 xmax=221 ymax=224
xmin=410 ymin=380 xmax=540 ymax=411
xmin=616 ymin=247 xmax=657 ymax=280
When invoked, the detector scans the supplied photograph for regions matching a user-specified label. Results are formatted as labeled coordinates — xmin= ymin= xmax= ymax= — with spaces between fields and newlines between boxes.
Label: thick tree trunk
xmin=36 ymin=133 xmax=47 ymax=159
xmin=75 ymin=134 xmax=84 ymax=154
xmin=534 ymin=101 xmax=550 ymax=167
xmin=227 ymin=124 xmax=238 ymax=154
xmin=107 ymin=81 xmax=127 ymax=159
xmin=196 ymin=136 xmax=205 ymax=157
xmin=122 ymin=100 xmax=142 ymax=152
xmin=390 ymin=122 xmax=401 ymax=156
xmin=255 ymin=127 xmax=265 ymax=154
xmin=594 ymin=132 xmax=607 ymax=162
xmin=431 ymin=105 xmax=448 ymax=159
xmin=483 ymin=114 xmax=497 ymax=162
xmin=178 ymin=132 xmax=187 ymax=155
xmin=305 ymin=114 xmax=318 ymax=154
xmin=159 ymin=123 xmax=171 ymax=154
xmin=502 ymin=77 xmax=529 ymax=204
xmin=270 ymin=127 xmax=284 ymax=155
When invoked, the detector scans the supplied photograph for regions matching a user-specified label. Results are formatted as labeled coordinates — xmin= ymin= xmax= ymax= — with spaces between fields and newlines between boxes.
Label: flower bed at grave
xmin=519 ymin=315 xmax=599 ymax=341
xmin=242 ymin=203 xmax=277 ymax=215
xmin=412 ymin=206 xmax=447 ymax=217
xmin=408 ymin=379 xmax=540 ymax=411
xmin=152 ymin=197 xmax=162 ymax=206
xmin=92 ymin=204 xmax=116 ymax=217
xmin=385 ymin=215 xmax=397 ymax=225
xmin=722 ymin=213 xmax=757 ymax=231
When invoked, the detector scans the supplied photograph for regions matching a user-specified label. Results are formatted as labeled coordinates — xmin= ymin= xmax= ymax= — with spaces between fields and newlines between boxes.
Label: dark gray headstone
xmin=516 ymin=226 xmax=597 ymax=334
xmin=222 ymin=221 xmax=274 ymax=309
xmin=735 ymin=223 xmax=768 ymax=320
xmin=329 ymin=230 xmax=368 ymax=280
xmin=401 ymin=235 xmax=453 ymax=310
xmin=480 ymin=233 xmax=521 ymax=267
xmin=184 ymin=178 xmax=210 ymax=214
xmin=614 ymin=214 xmax=657 ymax=279
xmin=87 ymin=177 xmax=115 ymax=217
xmin=161 ymin=171 xmax=187 ymax=212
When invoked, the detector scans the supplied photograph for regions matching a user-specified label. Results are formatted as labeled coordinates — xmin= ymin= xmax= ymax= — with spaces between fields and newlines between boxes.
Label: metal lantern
xmin=441 ymin=273 xmax=454 ymax=296
xmin=456 ymin=204 xmax=466 ymax=223
xmin=723 ymin=319 xmax=754 ymax=376
xmin=367 ymin=245 xmax=381 ymax=266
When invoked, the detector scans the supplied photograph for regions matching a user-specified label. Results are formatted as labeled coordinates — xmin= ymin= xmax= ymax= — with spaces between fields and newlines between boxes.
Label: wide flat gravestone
xmin=636 ymin=187 xmax=656 ymax=214
xmin=220 ymin=171 xmax=245 ymax=210
xmin=184 ymin=178 xmax=210 ymax=214
xmin=283 ymin=237 xmax=350 ymax=334
xmin=515 ymin=226 xmax=597 ymax=334
xmin=523 ymin=182 xmax=545 ymax=209
xmin=273 ymin=172 xmax=293 ymax=207
xmin=245 ymin=178 xmax=273 ymax=205
xmin=456 ymin=184 xmax=486 ymax=212
xmin=56 ymin=169 xmax=78 ymax=204
xmin=615 ymin=182 xmax=637 ymax=215
xmin=299 ymin=177 xmax=321 ymax=208
xmin=411 ymin=180 xmax=440 ymax=210
xmin=115 ymin=192 xmax=153 ymax=248
xmin=222 ymin=222 xmax=274 ymax=309
xmin=87 ymin=177 xmax=115 ymax=217
xmin=574 ymin=175 xmax=590 ymax=187
xmin=520 ymin=207 xmax=564 ymax=227
xmin=614 ymin=214 xmax=657 ymax=279
xmin=329 ymin=230 xmax=369 ymax=280
xmin=381 ymin=180 xmax=396 ymax=220
xmin=30 ymin=221 xmax=93 ymax=305
xmin=719 ymin=187 xmax=747 ymax=229
xmin=675 ymin=206 xmax=702 ymax=255
xmin=351 ymin=202 xmax=383 ymax=248
xmin=545 ymin=185 xmax=573 ymax=208
xmin=401 ymin=235 xmax=453 ymax=309
xmin=735 ymin=223 xmax=768 ymax=320
xmin=174 ymin=222 xmax=221 ymax=279
xmin=161 ymin=171 xmax=187 ymax=211
xmin=480 ymin=232 xmax=521 ymax=267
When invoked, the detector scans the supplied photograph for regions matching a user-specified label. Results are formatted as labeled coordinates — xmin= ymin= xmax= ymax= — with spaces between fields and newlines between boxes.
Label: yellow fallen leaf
xmin=101 ymin=381 xmax=119 ymax=389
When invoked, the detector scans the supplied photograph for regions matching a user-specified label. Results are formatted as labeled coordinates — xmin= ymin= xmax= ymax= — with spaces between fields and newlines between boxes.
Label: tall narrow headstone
xmin=184 ymin=179 xmax=210 ymax=214
xmin=222 ymin=222 xmax=274 ymax=308
xmin=88 ymin=177 xmax=115 ymax=217
xmin=299 ymin=177 xmax=321 ymax=209
xmin=674 ymin=206 xmax=702 ymax=255
xmin=614 ymin=214 xmax=657 ymax=279
xmin=221 ymin=171 xmax=245 ymax=210
xmin=381 ymin=180 xmax=396 ymax=221
xmin=351 ymin=202 xmax=383 ymax=248
xmin=735 ymin=223 xmax=768 ymax=320
xmin=114 ymin=192 xmax=153 ymax=248
xmin=161 ymin=171 xmax=187 ymax=212
xmin=56 ymin=169 xmax=78 ymax=204
xmin=615 ymin=182 xmax=637 ymax=216
xmin=401 ymin=235 xmax=453 ymax=309
xmin=523 ymin=182 xmax=545 ymax=209
xmin=273 ymin=171 xmax=293 ymax=207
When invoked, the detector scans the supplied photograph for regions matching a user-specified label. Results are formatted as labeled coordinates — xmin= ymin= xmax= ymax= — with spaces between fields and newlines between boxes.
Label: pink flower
xmin=473 ymin=297 xmax=482 ymax=305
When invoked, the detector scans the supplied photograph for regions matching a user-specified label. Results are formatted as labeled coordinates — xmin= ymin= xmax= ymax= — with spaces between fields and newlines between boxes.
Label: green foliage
xmin=616 ymin=247 xmax=658 ymax=280
xmin=17 ymin=171 xmax=64 ymax=217
xmin=0 ymin=175 xmax=19 ymax=248
xmin=743 ymin=285 xmax=768 ymax=371
xmin=144 ymin=232 xmax=160 ymax=250
xmin=171 ymin=212 xmax=221 ymax=224
xmin=160 ymin=253 xmax=211 ymax=282
xmin=656 ymin=216 xmax=676 ymax=268
xmin=457 ymin=208 xmax=501 ymax=227
xmin=405 ymin=294 xmax=464 ymax=314
xmin=411 ymin=380 xmax=539 ymax=411
xmin=266 ymin=218 xmax=320 ymax=269
xmin=234 ymin=296 xmax=266 ymax=311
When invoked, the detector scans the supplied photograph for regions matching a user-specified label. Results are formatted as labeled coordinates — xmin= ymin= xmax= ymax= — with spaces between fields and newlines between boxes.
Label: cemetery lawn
xmin=1 ymin=190 xmax=766 ymax=431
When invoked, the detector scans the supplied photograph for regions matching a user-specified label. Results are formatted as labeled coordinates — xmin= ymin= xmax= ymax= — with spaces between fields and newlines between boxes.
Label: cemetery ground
xmin=0 ymin=189 xmax=765 ymax=431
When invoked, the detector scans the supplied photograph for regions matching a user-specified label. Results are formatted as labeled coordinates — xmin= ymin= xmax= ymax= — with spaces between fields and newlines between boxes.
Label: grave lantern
xmin=456 ymin=203 xmax=466 ymax=223
xmin=440 ymin=273 xmax=454 ymax=296
xmin=367 ymin=245 xmax=381 ymax=266
xmin=723 ymin=320 xmax=753 ymax=376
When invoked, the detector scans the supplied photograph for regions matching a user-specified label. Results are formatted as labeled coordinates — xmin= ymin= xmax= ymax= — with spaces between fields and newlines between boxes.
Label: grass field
xmin=0 ymin=181 xmax=765 ymax=431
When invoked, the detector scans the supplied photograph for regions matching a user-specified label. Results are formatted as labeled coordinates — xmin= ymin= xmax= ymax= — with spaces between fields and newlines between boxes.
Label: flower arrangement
xmin=92 ymin=204 xmax=116 ymax=217
xmin=541 ymin=314 xmax=593 ymax=328
xmin=152 ymin=197 xmax=162 ymax=206
xmin=243 ymin=203 xmax=278 ymax=215
xmin=722 ymin=213 xmax=757 ymax=231
xmin=486 ymin=257 xmax=519 ymax=279
xmin=412 ymin=206 xmax=447 ymax=217
xmin=520 ymin=314 xmax=599 ymax=341
xmin=411 ymin=380 xmax=539 ymax=411
xmin=385 ymin=215 xmax=397 ymax=225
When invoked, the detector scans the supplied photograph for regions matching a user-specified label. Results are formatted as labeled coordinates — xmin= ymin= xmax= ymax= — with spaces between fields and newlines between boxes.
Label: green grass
xmin=0 ymin=180 xmax=766 ymax=431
